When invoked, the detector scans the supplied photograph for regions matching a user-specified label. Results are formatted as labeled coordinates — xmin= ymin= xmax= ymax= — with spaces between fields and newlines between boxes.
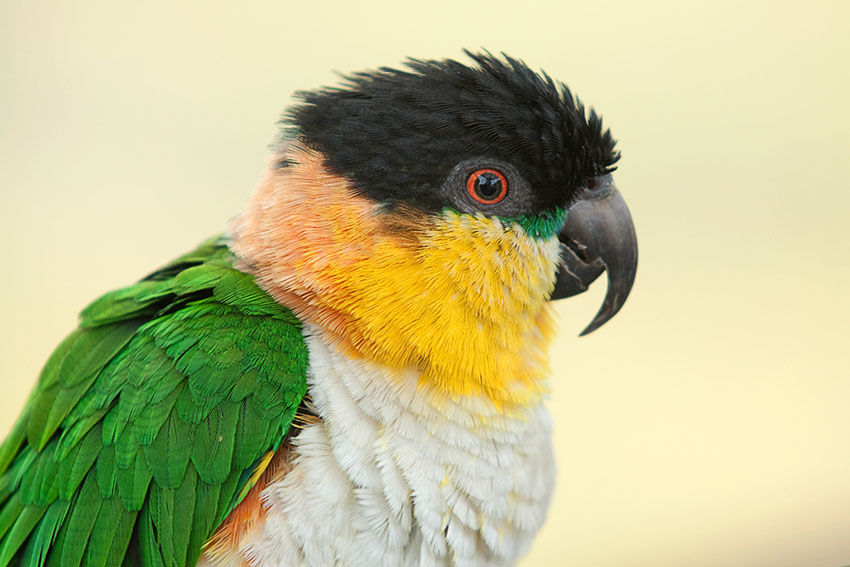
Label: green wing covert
xmin=0 ymin=237 xmax=308 ymax=567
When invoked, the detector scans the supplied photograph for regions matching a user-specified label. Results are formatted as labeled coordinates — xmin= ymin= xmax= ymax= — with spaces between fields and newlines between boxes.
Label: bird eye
xmin=466 ymin=169 xmax=508 ymax=204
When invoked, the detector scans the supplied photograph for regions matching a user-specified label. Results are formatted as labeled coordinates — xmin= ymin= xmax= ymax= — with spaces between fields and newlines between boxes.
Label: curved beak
xmin=550 ymin=175 xmax=638 ymax=336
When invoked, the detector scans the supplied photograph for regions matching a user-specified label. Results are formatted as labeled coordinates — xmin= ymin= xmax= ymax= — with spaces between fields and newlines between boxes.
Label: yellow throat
xmin=230 ymin=146 xmax=562 ymax=408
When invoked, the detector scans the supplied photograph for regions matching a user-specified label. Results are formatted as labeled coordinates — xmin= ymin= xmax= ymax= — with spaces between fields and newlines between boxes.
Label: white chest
xmin=244 ymin=327 xmax=556 ymax=567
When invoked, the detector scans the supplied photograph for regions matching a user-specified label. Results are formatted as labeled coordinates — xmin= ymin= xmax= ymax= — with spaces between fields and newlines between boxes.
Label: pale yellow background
xmin=2 ymin=1 xmax=849 ymax=565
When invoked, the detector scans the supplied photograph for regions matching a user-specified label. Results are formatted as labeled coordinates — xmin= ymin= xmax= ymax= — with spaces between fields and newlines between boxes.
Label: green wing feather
xmin=0 ymin=237 xmax=309 ymax=567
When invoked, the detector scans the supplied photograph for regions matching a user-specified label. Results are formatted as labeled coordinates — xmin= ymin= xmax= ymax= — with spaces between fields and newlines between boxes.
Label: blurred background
xmin=2 ymin=1 xmax=849 ymax=565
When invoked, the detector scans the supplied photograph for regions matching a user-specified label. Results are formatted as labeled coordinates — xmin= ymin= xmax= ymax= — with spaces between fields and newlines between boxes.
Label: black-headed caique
xmin=0 ymin=52 xmax=637 ymax=567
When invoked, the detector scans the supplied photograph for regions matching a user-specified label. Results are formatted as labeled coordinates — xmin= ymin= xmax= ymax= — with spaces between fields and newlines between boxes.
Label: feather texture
xmin=0 ymin=237 xmax=308 ymax=566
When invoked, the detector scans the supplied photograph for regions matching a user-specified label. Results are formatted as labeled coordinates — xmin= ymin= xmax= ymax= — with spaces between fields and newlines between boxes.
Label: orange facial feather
xmin=230 ymin=144 xmax=561 ymax=408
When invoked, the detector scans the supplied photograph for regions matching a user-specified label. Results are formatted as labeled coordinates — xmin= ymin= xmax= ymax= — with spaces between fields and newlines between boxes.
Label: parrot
xmin=0 ymin=51 xmax=637 ymax=567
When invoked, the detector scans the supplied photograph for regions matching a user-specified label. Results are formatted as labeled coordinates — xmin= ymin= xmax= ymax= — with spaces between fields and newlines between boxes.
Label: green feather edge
xmin=0 ymin=237 xmax=308 ymax=566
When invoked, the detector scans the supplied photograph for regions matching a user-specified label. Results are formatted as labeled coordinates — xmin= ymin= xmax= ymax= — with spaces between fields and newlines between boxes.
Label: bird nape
xmin=0 ymin=51 xmax=637 ymax=567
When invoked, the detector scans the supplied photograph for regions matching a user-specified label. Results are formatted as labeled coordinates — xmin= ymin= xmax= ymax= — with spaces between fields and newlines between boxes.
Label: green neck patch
xmin=503 ymin=208 xmax=566 ymax=240
xmin=441 ymin=207 xmax=567 ymax=240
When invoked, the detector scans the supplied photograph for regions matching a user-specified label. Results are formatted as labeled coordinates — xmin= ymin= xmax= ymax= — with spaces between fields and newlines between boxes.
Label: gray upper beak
xmin=550 ymin=175 xmax=638 ymax=336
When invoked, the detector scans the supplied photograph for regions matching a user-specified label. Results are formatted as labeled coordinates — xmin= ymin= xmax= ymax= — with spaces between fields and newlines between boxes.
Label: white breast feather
xmin=241 ymin=324 xmax=556 ymax=567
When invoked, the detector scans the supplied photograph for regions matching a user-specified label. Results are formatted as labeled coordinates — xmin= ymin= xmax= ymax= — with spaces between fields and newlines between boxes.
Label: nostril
xmin=579 ymin=174 xmax=614 ymax=201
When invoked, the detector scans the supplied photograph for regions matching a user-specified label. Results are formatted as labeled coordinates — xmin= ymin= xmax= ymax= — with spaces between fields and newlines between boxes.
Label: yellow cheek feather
xmin=231 ymin=146 xmax=561 ymax=408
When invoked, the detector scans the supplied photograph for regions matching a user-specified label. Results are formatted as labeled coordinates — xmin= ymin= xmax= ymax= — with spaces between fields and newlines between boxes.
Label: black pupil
xmin=475 ymin=172 xmax=503 ymax=200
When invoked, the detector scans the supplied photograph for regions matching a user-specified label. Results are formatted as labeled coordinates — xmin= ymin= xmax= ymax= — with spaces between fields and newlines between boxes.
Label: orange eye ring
xmin=466 ymin=169 xmax=508 ymax=204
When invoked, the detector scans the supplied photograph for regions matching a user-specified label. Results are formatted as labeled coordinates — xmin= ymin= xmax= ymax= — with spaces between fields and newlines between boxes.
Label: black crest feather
xmin=286 ymin=51 xmax=619 ymax=212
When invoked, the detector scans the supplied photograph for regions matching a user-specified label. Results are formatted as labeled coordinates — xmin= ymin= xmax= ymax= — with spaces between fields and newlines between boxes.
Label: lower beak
xmin=550 ymin=175 xmax=638 ymax=336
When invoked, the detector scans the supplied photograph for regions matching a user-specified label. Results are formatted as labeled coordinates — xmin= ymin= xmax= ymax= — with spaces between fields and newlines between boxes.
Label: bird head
xmin=231 ymin=52 xmax=637 ymax=407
